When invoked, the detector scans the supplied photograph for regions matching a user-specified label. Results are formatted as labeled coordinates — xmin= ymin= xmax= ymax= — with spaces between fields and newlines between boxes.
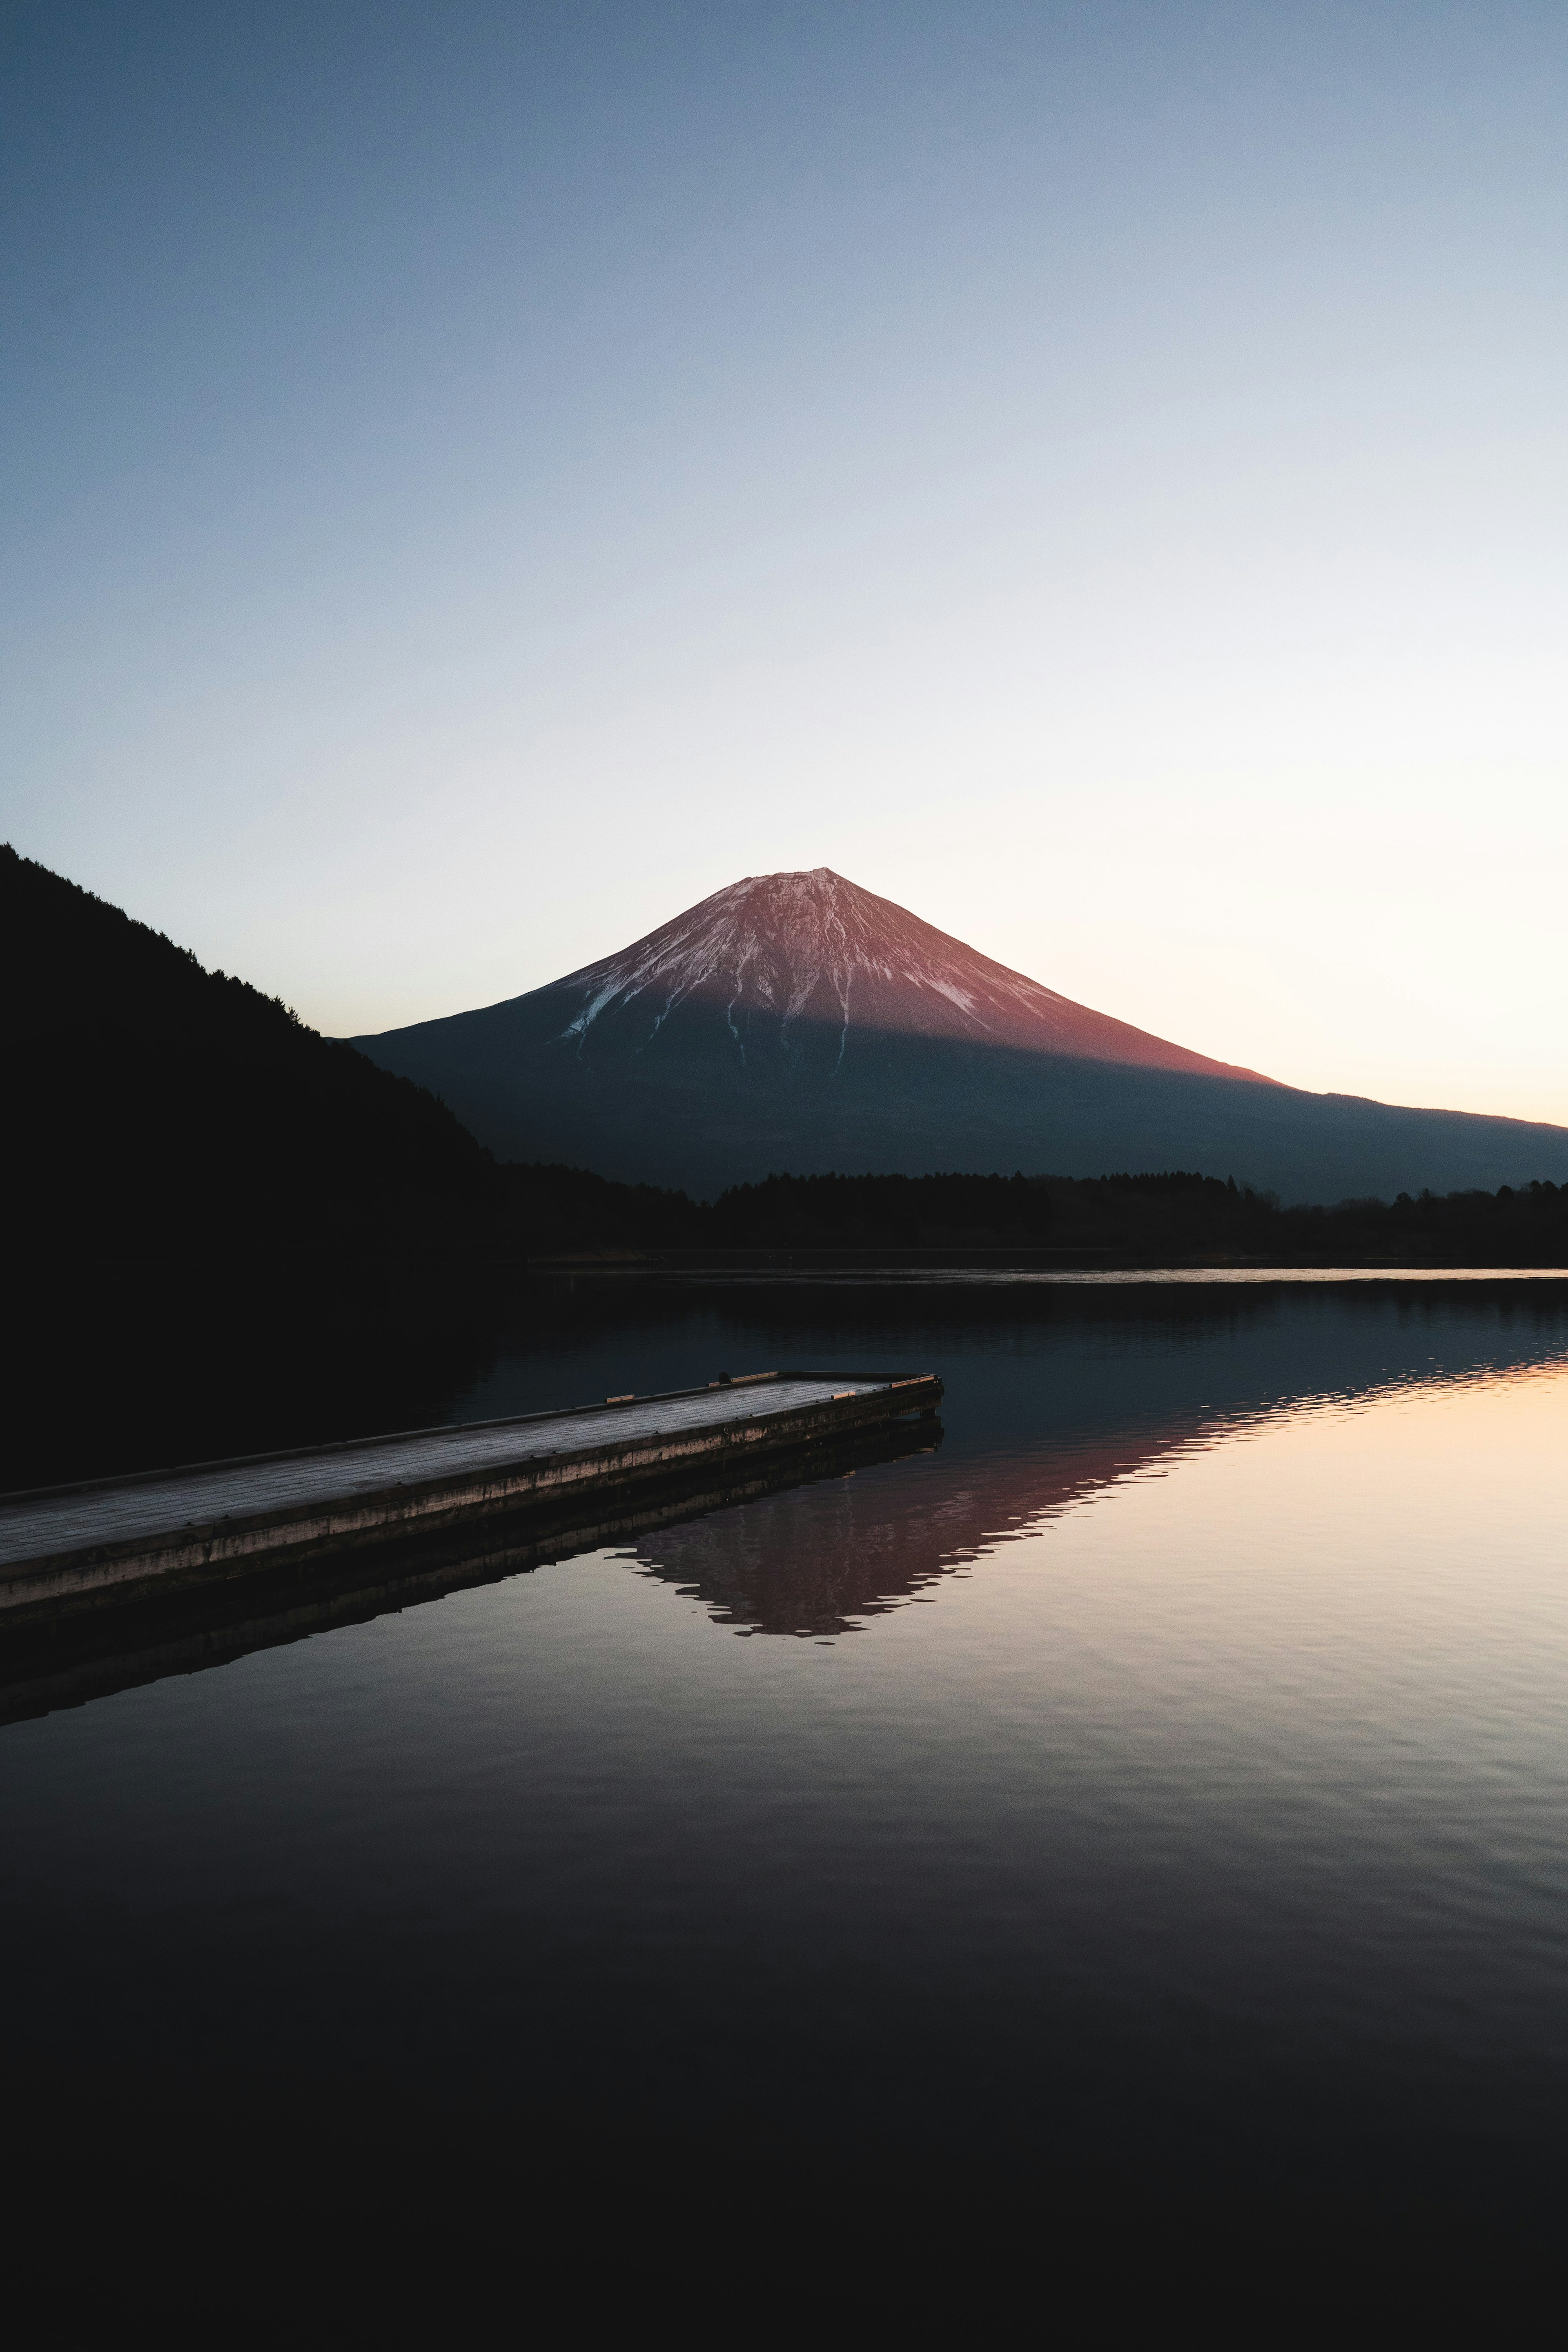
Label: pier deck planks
xmin=0 ymin=1371 xmax=941 ymax=1627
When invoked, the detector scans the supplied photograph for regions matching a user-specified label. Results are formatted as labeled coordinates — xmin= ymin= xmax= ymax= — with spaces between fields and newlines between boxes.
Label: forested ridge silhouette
xmin=687 ymin=1167 xmax=1568 ymax=1265
xmin=4 ymin=843 xmax=498 ymax=1252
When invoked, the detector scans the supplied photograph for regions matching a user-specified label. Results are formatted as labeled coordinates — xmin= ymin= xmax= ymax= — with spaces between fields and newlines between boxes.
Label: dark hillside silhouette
xmin=3 ymin=843 xmax=497 ymax=1254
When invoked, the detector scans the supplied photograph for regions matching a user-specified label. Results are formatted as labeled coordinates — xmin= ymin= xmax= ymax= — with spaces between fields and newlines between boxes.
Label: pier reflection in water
xmin=3 ymin=1274 xmax=1568 ymax=2229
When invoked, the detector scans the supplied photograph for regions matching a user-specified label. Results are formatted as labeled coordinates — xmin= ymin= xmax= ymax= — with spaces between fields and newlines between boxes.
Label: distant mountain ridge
xmin=350 ymin=867 xmax=1568 ymax=1201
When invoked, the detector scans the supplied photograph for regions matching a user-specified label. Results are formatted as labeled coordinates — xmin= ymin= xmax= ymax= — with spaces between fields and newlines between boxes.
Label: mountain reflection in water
xmin=624 ymin=1416 xmax=1232 ymax=1635
xmin=626 ymin=1348 xmax=1567 ymax=1638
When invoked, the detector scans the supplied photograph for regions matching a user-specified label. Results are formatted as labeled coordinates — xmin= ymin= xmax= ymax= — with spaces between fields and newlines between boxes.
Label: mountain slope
xmin=3 ymin=843 xmax=497 ymax=1252
xmin=350 ymin=868 xmax=1568 ymax=1202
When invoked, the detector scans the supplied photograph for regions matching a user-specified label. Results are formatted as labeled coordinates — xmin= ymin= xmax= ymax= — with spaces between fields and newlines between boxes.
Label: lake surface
xmin=5 ymin=1272 xmax=1568 ymax=2224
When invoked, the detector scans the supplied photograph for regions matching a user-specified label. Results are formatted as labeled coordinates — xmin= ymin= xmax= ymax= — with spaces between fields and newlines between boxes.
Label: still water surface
xmin=5 ymin=1274 xmax=1567 ymax=2208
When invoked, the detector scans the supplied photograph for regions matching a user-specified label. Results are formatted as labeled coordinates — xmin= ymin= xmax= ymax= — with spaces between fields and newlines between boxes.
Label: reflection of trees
xmin=628 ymin=1414 xmax=1245 ymax=1637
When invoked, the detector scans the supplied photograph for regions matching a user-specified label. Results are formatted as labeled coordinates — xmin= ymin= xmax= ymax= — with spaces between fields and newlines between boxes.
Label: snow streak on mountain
xmin=554 ymin=868 xmax=1274 ymax=1082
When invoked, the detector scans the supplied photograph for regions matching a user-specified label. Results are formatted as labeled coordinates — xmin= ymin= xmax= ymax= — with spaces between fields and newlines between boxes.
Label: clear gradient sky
xmin=4 ymin=3 xmax=1565 ymax=1121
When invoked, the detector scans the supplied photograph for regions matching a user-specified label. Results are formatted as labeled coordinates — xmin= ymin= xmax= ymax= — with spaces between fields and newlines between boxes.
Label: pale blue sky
xmin=4 ymin=2 xmax=1565 ymax=1119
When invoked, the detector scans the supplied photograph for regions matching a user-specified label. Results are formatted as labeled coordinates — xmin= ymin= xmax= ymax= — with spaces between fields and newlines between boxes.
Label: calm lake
xmin=5 ymin=1271 xmax=1568 ymax=2221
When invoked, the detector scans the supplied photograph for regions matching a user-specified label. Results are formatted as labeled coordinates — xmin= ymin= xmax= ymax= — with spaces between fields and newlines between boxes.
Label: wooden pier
xmin=0 ymin=1370 xmax=942 ymax=1632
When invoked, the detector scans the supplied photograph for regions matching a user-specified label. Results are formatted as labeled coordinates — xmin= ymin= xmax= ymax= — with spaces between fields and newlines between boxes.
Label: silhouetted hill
xmin=3 ymin=844 xmax=500 ymax=1254
xmin=350 ymin=867 xmax=1568 ymax=1201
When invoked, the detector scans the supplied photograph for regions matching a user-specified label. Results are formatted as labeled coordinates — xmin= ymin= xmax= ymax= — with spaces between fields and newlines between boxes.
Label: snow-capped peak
xmin=553 ymin=869 xmax=1272 ymax=1082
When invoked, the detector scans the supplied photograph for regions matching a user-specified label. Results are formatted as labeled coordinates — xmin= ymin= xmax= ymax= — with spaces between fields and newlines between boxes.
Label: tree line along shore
xmin=513 ymin=1163 xmax=1568 ymax=1267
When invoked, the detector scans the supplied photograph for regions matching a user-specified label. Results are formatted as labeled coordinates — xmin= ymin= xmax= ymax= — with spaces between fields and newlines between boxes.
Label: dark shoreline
xmin=531 ymin=1245 xmax=1568 ymax=1272
xmin=20 ymin=1240 xmax=1568 ymax=1274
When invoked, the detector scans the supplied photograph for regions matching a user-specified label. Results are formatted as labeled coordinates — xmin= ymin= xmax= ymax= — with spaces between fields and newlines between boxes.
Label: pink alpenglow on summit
xmin=558 ymin=869 xmax=1276 ymax=1081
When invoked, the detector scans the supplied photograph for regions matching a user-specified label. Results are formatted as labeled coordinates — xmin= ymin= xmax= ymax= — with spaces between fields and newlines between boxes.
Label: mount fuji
xmin=350 ymin=868 xmax=1568 ymax=1200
